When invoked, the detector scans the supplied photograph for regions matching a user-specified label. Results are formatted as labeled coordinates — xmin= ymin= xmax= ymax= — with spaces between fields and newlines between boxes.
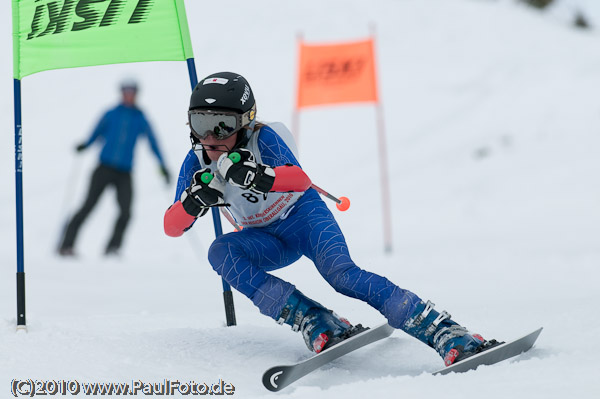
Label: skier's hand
xmin=160 ymin=165 xmax=171 ymax=185
xmin=217 ymin=149 xmax=275 ymax=194
xmin=75 ymin=143 xmax=87 ymax=152
xmin=180 ymin=168 xmax=225 ymax=217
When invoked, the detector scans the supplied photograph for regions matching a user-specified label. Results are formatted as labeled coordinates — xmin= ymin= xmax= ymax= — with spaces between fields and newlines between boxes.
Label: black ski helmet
xmin=190 ymin=72 xmax=255 ymax=115
xmin=189 ymin=72 xmax=257 ymax=150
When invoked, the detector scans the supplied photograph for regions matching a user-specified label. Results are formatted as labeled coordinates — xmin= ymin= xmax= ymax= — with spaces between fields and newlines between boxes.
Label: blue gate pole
xmin=14 ymin=78 xmax=26 ymax=331
xmin=185 ymin=59 xmax=236 ymax=326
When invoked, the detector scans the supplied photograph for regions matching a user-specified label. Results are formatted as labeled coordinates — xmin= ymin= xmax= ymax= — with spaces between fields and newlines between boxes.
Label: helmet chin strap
xmin=232 ymin=119 xmax=257 ymax=151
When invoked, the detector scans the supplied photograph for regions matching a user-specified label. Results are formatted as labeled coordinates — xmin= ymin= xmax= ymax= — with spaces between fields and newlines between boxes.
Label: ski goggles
xmin=188 ymin=104 xmax=256 ymax=141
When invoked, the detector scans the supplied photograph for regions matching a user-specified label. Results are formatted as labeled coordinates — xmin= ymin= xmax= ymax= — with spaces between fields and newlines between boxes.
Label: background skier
xmin=59 ymin=79 xmax=171 ymax=257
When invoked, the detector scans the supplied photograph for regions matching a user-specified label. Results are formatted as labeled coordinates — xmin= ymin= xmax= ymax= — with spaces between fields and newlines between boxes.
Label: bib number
xmin=242 ymin=193 xmax=259 ymax=203
xmin=241 ymin=192 xmax=268 ymax=203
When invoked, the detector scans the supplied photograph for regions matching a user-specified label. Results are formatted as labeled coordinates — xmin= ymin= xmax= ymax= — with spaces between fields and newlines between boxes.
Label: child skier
xmin=164 ymin=72 xmax=494 ymax=366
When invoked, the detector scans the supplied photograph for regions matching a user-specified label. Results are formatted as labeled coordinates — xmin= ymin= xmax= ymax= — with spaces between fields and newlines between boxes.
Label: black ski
xmin=262 ymin=323 xmax=394 ymax=392
xmin=433 ymin=327 xmax=543 ymax=375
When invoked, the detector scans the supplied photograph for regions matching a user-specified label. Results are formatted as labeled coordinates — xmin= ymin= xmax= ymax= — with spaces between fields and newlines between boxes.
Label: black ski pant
xmin=60 ymin=164 xmax=132 ymax=251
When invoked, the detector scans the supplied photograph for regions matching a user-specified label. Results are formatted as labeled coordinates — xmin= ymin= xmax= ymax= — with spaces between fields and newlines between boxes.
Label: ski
xmin=433 ymin=327 xmax=543 ymax=375
xmin=262 ymin=322 xmax=395 ymax=392
xmin=262 ymin=325 xmax=542 ymax=391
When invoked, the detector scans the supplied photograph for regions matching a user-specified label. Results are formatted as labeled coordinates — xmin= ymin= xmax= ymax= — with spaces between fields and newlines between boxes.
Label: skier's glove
xmin=180 ymin=168 xmax=225 ymax=217
xmin=217 ymin=149 xmax=275 ymax=194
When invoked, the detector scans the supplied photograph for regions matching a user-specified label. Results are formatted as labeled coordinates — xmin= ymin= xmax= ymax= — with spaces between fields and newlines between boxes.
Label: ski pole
xmin=308 ymin=183 xmax=350 ymax=212
xmin=56 ymin=152 xmax=84 ymax=250
xmin=268 ymin=163 xmax=351 ymax=211
xmin=225 ymin=153 xmax=351 ymax=212
xmin=199 ymin=171 xmax=243 ymax=231
xmin=220 ymin=208 xmax=243 ymax=231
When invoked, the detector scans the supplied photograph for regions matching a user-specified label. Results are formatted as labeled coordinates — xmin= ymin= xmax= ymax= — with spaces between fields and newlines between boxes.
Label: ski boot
xmin=401 ymin=300 xmax=498 ymax=366
xmin=277 ymin=289 xmax=366 ymax=353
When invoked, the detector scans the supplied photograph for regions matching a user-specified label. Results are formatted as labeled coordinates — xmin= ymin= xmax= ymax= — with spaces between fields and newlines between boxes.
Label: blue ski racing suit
xmin=170 ymin=123 xmax=421 ymax=328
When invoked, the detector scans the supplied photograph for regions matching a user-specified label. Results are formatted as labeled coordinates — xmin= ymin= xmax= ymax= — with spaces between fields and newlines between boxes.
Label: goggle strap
xmin=241 ymin=103 xmax=257 ymax=127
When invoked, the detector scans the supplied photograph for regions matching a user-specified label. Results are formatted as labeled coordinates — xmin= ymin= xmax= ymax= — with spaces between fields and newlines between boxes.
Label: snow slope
xmin=1 ymin=0 xmax=599 ymax=398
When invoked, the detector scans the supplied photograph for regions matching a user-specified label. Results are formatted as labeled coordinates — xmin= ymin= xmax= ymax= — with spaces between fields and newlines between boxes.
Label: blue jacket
xmin=84 ymin=104 xmax=165 ymax=172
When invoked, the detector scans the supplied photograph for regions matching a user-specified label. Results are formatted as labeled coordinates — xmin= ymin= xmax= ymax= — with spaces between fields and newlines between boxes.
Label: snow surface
xmin=1 ymin=0 xmax=599 ymax=398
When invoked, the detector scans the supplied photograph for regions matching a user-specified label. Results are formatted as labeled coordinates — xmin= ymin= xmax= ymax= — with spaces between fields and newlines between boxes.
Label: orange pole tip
xmin=336 ymin=196 xmax=351 ymax=212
